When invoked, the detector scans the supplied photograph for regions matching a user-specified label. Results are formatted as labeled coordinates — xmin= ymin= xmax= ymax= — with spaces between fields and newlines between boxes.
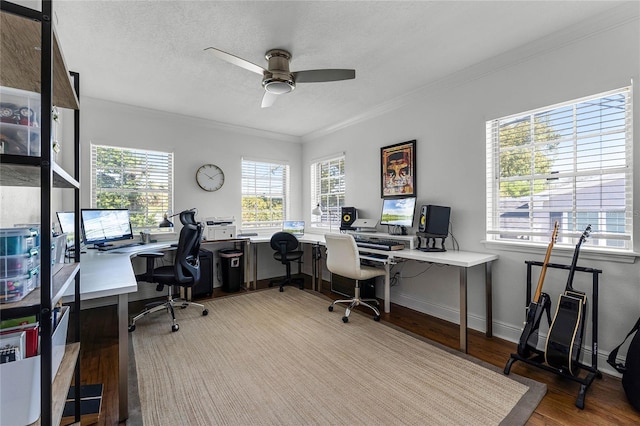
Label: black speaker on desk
xmin=417 ymin=205 xmax=451 ymax=252
xmin=424 ymin=205 xmax=451 ymax=236
xmin=418 ymin=205 xmax=428 ymax=232
xmin=340 ymin=207 xmax=357 ymax=230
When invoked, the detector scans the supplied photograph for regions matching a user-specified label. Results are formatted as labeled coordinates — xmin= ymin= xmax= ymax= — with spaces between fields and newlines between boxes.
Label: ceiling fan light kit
xmin=205 ymin=46 xmax=355 ymax=107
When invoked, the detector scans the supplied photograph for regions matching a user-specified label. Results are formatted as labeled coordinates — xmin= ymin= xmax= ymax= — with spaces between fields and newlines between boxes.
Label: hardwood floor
xmin=70 ymin=277 xmax=639 ymax=425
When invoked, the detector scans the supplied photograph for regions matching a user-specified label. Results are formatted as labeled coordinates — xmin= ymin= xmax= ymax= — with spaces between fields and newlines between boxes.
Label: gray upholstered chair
xmin=325 ymin=233 xmax=385 ymax=323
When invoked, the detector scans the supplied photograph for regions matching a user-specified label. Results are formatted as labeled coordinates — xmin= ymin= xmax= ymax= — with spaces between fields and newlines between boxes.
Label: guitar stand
xmin=504 ymin=261 xmax=603 ymax=409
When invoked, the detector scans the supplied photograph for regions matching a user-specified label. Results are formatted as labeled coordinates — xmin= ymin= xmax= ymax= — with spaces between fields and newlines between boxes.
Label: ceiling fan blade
xmin=204 ymin=47 xmax=266 ymax=75
xmin=292 ymin=69 xmax=355 ymax=83
xmin=261 ymin=92 xmax=278 ymax=108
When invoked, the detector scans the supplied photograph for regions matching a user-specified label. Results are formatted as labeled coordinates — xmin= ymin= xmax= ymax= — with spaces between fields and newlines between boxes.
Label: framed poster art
xmin=381 ymin=140 xmax=416 ymax=198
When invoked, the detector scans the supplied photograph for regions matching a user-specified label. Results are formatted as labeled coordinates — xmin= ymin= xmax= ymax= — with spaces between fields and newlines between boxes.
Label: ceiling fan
xmin=204 ymin=47 xmax=356 ymax=108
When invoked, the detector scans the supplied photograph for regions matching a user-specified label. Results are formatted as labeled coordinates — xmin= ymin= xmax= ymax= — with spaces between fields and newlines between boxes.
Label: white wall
xmin=302 ymin=11 xmax=640 ymax=373
xmin=78 ymin=98 xmax=303 ymax=300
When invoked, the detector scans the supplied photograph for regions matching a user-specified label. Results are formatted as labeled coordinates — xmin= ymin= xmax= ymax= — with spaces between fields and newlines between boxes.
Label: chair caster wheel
xmin=279 ymin=287 xmax=284 ymax=292
xmin=342 ymin=316 xmax=349 ymax=323
xmin=172 ymin=324 xmax=179 ymax=332
xmin=202 ymin=309 xmax=209 ymax=316
xmin=373 ymin=315 xmax=380 ymax=321
xmin=328 ymin=305 xmax=334 ymax=312
xmin=128 ymin=324 xmax=136 ymax=332
xmin=299 ymin=285 xmax=304 ymax=290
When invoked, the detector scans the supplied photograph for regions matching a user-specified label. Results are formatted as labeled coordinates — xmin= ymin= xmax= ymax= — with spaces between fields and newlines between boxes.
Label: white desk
xmin=248 ymin=232 xmax=497 ymax=353
xmin=63 ymin=241 xmax=174 ymax=422
xmin=63 ymin=237 xmax=253 ymax=421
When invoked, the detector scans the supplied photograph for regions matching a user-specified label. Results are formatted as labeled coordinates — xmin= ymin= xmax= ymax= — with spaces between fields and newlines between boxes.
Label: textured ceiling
xmin=50 ymin=1 xmax=629 ymax=138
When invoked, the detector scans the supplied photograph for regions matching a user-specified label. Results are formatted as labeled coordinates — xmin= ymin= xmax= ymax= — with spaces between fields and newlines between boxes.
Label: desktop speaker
xmin=424 ymin=205 xmax=451 ymax=236
xmin=418 ymin=205 xmax=428 ymax=232
xmin=340 ymin=207 xmax=357 ymax=230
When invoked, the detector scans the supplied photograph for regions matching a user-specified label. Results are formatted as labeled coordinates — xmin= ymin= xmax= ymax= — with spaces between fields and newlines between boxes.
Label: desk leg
xmin=459 ymin=267 xmax=468 ymax=353
xmin=384 ymin=262 xmax=391 ymax=313
xmin=118 ymin=293 xmax=128 ymax=422
xmin=244 ymin=241 xmax=251 ymax=290
xmin=252 ymin=243 xmax=258 ymax=290
xmin=485 ymin=261 xmax=493 ymax=337
xmin=311 ymin=243 xmax=322 ymax=292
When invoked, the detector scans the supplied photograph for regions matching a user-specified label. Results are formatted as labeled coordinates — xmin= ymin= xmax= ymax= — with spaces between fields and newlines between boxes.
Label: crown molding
xmin=302 ymin=2 xmax=639 ymax=143
xmin=84 ymin=95 xmax=302 ymax=144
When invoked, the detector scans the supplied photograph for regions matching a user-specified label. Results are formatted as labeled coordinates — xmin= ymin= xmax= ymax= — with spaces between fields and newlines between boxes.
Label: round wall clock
xmin=196 ymin=164 xmax=225 ymax=192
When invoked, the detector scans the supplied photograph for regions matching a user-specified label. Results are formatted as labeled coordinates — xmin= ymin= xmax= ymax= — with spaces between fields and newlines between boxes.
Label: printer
xmin=204 ymin=216 xmax=236 ymax=241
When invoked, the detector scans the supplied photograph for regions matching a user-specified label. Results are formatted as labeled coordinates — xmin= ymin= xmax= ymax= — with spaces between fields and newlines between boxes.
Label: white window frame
xmin=310 ymin=154 xmax=346 ymax=230
xmin=91 ymin=143 xmax=174 ymax=231
xmin=241 ymin=158 xmax=290 ymax=230
xmin=486 ymin=86 xmax=633 ymax=252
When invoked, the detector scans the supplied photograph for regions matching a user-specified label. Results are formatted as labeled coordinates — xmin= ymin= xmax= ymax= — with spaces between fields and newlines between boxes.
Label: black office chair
xmin=128 ymin=210 xmax=209 ymax=332
xmin=269 ymin=232 xmax=305 ymax=292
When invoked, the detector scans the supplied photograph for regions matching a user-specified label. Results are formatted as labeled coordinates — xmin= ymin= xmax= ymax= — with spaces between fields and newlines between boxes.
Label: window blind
xmin=241 ymin=159 xmax=290 ymax=229
xmin=310 ymin=155 xmax=346 ymax=229
xmin=91 ymin=144 xmax=173 ymax=229
xmin=486 ymin=86 xmax=633 ymax=250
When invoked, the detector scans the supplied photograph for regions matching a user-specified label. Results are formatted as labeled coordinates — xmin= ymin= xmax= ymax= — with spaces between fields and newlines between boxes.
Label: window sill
xmin=482 ymin=240 xmax=638 ymax=264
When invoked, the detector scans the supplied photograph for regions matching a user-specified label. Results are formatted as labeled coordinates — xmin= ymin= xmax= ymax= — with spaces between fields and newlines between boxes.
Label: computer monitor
xmin=380 ymin=197 xmax=417 ymax=229
xmin=282 ymin=220 xmax=305 ymax=236
xmin=56 ymin=211 xmax=75 ymax=247
xmin=80 ymin=208 xmax=134 ymax=248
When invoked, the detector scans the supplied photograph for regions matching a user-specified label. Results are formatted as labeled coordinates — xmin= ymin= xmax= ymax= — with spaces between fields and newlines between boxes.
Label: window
xmin=241 ymin=159 xmax=289 ymax=229
xmin=91 ymin=144 xmax=173 ymax=230
xmin=486 ymin=86 xmax=633 ymax=250
xmin=310 ymin=154 xmax=346 ymax=229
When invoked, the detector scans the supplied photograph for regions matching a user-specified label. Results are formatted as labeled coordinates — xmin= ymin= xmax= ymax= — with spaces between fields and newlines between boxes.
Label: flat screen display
xmin=282 ymin=220 xmax=305 ymax=236
xmin=56 ymin=211 xmax=75 ymax=247
xmin=380 ymin=197 xmax=417 ymax=227
xmin=81 ymin=209 xmax=134 ymax=247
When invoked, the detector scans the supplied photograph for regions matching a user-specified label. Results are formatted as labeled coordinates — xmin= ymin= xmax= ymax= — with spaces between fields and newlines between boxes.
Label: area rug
xmin=130 ymin=289 xmax=545 ymax=425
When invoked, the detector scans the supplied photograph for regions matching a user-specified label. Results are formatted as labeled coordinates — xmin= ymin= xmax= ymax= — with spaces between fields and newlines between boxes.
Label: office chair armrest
xmin=135 ymin=251 xmax=166 ymax=283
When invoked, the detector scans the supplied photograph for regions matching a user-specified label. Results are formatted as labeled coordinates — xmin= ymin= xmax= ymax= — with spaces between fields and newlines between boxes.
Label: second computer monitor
xmin=380 ymin=197 xmax=417 ymax=228
xmin=81 ymin=208 xmax=134 ymax=248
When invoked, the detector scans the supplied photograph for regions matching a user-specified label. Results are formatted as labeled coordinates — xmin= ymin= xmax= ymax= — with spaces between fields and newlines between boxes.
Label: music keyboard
xmin=354 ymin=238 xmax=404 ymax=251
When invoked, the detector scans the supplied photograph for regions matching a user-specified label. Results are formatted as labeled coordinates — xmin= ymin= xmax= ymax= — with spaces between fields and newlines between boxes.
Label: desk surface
xmin=63 ymin=241 xmax=175 ymax=301
xmin=249 ymin=232 xmax=497 ymax=266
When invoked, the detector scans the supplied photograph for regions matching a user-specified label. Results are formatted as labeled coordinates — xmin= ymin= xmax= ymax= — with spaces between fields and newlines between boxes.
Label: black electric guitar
xmin=545 ymin=225 xmax=591 ymax=376
xmin=517 ymin=221 xmax=558 ymax=358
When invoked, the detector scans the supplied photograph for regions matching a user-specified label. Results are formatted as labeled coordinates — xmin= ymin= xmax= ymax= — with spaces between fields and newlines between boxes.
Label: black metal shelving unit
xmin=0 ymin=1 xmax=81 ymax=424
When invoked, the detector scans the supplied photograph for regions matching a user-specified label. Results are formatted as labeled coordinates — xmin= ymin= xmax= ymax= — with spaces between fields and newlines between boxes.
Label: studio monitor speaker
xmin=340 ymin=207 xmax=357 ymax=230
xmin=424 ymin=205 xmax=451 ymax=236
xmin=418 ymin=205 xmax=428 ymax=232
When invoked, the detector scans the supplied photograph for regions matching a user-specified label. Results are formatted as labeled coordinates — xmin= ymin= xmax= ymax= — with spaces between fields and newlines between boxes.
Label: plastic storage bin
xmin=0 ymin=227 xmax=38 ymax=256
xmin=0 ymin=86 xmax=41 ymax=156
xmin=0 ymin=267 xmax=38 ymax=303
xmin=219 ymin=249 xmax=243 ymax=292
xmin=0 ymin=305 xmax=69 ymax=425
xmin=0 ymin=248 xmax=38 ymax=277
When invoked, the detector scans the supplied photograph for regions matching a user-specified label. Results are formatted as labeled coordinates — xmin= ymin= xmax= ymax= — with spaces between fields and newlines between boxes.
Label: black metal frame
xmin=504 ymin=260 xmax=603 ymax=409
xmin=0 ymin=1 xmax=82 ymax=424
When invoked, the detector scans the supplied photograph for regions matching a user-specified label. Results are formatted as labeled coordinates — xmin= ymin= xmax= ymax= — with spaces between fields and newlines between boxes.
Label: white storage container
xmin=0 ymin=86 xmax=41 ymax=156
xmin=0 ymin=305 xmax=69 ymax=425
xmin=0 ymin=267 xmax=38 ymax=303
